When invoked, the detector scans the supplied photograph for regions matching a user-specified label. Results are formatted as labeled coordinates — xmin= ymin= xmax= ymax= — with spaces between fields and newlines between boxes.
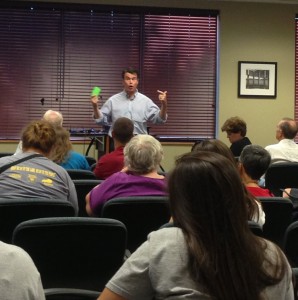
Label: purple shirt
xmin=89 ymin=171 xmax=166 ymax=216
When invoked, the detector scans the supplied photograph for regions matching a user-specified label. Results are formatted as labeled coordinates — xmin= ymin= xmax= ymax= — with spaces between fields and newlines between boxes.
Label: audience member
xmin=192 ymin=139 xmax=265 ymax=226
xmin=86 ymin=134 xmax=166 ymax=216
xmin=265 ymin=117 xmax=298 ymax=164
xmin=98 ymin=151 xmax=293 ymax=300
xmin=221 ymin=116 xmax=251 ymax=156
xmin=0 ymin=241 xmax=45 ymax=299
xmin=93 ymin=117 xmax=134 ymax=179
xmin=14 ymin=109 xmax=63 ymax=155
xmin=238 ymin=145 xmax=273 ymax=197
xmin=91 ymin=67 xmax=167 ymax=136
xmin=51 ymin=126 xmax=90 ymax=170
xmin=0 ymin=120 xmax=78 ymax=214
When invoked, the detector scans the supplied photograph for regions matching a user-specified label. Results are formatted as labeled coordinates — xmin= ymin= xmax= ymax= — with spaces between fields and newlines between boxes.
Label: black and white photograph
xmin=238 ymin=61 xmax=277 ymax=98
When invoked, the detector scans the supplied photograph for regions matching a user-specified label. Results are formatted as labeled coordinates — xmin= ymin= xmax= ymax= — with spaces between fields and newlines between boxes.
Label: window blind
xmin=0 ymin=3 xmax=218 ymax=139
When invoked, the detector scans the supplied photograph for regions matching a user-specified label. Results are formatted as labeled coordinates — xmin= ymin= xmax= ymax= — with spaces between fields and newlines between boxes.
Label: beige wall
xmin=3 ymin=0 xmax=298 ymax=170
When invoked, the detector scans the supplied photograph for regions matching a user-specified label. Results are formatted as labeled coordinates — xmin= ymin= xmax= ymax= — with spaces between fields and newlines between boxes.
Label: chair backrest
xmin=247 ymin=220 xmax=263 ymax=237
xmin=265 ymin=163 xmax=298 ymax=195
xmin=72 ymin=179 xmax=103 ymax=217
xmin=45 ymin=288 xmax=100 ymax=300
xmin=66 ymin=169 xmax=96 ymax=180
xmin=85 ymin=156 xmax=97 ymax=167
xmin=160 ymin=221 xmax=263 ymax=237
xmin=101 ymin=196 xmax=170 ymax=253
xmin=0 ymin=152 xmax=14 ymax=158
xmin=258 ymin=197 xmax=293 ymax=246
xmin=283 ymin=221 xmax=298 ymax=267
xmin=0 ymin=198 xmax=76 ymax=243
xmin=12 ymin=217 xmax=127 ymax=291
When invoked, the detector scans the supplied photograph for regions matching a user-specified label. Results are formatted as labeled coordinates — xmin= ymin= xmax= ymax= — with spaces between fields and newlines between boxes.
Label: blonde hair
xmin=50 ymin=126 xmax=72 ymax=163
xmin=124 ymin=135 xmax=163 ymax=174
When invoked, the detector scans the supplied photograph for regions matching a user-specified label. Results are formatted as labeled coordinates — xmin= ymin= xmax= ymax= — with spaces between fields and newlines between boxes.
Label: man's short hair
xmin=112 ymin=117 xmax=134 ymax=144
xmin=42 ymin=110 xmax=63 ymax=127
xmin=279 ymin=117 xmax=298 ymax=139
xmin=221 ymin=116 xmax=247 ymax=137
xmin=121 ymin=67 xmax=139 ymax=79
xmin=239 ymin=145 xmax=271 ymax=180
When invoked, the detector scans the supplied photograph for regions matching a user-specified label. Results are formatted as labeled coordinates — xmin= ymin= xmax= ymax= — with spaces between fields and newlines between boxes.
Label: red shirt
xmin=246 ymin=186 xmax=273 ymax=197
xmin=93 ymin=146 xmax=124 ymax=179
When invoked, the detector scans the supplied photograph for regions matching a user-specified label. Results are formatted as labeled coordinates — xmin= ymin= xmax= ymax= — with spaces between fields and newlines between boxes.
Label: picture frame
xmin=238 ymin=61 xmax=277 ymax=98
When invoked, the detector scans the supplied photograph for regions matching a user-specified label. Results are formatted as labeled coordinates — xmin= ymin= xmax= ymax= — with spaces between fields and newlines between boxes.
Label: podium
xmin=69 ymin=130 xmax=111 ymax=159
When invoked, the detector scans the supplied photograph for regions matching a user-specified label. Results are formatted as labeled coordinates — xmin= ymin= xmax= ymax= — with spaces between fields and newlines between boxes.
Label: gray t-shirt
xmin=106 ymin=227 xmax=294 ymax=300
xmin=0 ymin=241 xmax=45 ymax=299
xmin=0 ymin=152 xmax=78 ymax=214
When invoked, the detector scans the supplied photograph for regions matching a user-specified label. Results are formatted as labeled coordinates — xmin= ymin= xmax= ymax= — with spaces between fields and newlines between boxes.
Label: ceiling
xmin=217 ymin=0 xmax=298 ymax=4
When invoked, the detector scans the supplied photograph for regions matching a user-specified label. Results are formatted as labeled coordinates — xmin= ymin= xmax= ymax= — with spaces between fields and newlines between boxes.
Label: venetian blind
xmin=0 ymin=3 xmax=217 ymax=139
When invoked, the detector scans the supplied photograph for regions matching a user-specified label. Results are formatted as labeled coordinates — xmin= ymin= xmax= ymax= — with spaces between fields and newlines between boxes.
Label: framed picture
xmin=238 ymin=61 xmax=277 ymax=98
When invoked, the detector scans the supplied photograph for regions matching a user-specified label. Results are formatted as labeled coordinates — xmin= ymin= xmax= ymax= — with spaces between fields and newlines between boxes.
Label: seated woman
xmin=0 ymin=120 xmax=78 ymax=214
xmin=98 ymin=151 xmax=294 ymax=300
xmin=238 ymin=144 xmax=273 ymax=197
xmin=51 ymin=126 xmax=90 ymax=170
xmin=192 ymin=139 xmax=265 ymax=226
xmin=86 ymin=135 xmax=166 ymax=216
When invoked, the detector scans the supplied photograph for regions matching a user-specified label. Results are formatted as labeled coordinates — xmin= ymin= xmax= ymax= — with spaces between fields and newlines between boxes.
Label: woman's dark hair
xmin=192 ymin=139 xmax=236 ymax=165
xmin=168 ymin=151 xmax=287 ymax=300
xmin=192 ymin=139 xmax=260 ymax=221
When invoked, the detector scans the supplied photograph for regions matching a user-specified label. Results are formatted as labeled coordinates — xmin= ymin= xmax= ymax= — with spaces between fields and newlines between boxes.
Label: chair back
xmin=66 ymin=169 xmax=96 ymax=180
xmin=72 ymin=179 xmax=103 ymax=217
xmin=0 ymin=198 xmax=75 ymax=243
xmin=265 ymin=163 xmax=298 ymax=196
xmin=283 ymin=221 xmax=298 ymax=267
xmin=0 ymin=152 xmax=14 ymax=158
xmin=85 ymin=156 xmax=97 ymax=167
xmin=12 ymin=217 xmax=127 ymax=291
xmin=160 ymin=221 xmax=263 ymax=237
xmin=45 ymin=288 xmax=100 ymax=300
xmin=258 ymin=197 xmax=293 ymax=246
xmin=247 ymin=220 xmax=263 ymax=237
xmin=101 ymin=196 xmax=170 ymax=253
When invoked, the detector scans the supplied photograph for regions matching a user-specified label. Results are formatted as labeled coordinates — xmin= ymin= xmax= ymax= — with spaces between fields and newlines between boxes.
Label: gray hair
xmin=42 ymin=110 xmax=63 ymax=127
xmin=124 ymin=135 xmax=164 ymax=174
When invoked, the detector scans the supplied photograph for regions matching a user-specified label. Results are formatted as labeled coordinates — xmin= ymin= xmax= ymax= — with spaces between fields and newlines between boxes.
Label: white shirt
xmin=265 ymin=139 xmax=298 ymax=164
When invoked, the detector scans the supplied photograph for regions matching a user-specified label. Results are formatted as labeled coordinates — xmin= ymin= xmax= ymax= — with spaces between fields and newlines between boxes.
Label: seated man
xmin=238 ymin=145 xmax=273 ymax=197
xmin=265 ymin=117 xmax=298 ymax=164
xmin=93 ymin=117 xmax=134 ymax=179
xmin=86 ymin=135 xmax=166 ymax=216
xmin=14 ymin=110 xmax=63 ymax=155
xmin=221 ymin=116 xmax=251 ymax=157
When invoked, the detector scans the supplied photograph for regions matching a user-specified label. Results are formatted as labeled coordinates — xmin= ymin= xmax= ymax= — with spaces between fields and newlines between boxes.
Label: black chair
xmin=66 ymin=169 xmax=96 ymax=180
xmin=0 ymin=152 xmax=14 ymax=158
xmin=265 ymin=163 xmax=298 ymax=196
xmin=248 ymin=220 xmax=263 ymax=237
xmin=101 ymin=196 xmax=170 ymax=253
xmin=283 ymin=221 xmax=298 ymax=267
xmin=45 ymin=288 xmax=100 ymax=300
xmin=72 ymin=179 xmax=103 ymax=217
xmin=12 ymin=217 xmax=127 ymax=291
xmin=85 ymin=156 xmax=97 ymax=167
xmin=0 ymin=198 xmax=76 ymax=243
xmin=160 ymin=221 xmax=263 ymax=237
xmin=258 ymin=197 xmax=293 ymax=246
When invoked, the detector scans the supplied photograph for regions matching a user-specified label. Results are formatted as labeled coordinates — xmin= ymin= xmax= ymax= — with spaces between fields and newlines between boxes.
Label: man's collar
xmin=125 ymin=89 xmax=138 ymax=100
